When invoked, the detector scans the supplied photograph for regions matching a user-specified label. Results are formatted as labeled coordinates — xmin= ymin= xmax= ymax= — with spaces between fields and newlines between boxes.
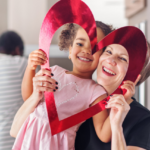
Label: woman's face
xmin=97 ymin=44 xmax=129 ymax=92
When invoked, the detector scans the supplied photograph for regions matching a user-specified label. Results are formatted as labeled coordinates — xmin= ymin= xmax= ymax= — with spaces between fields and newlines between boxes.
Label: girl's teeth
xmin=78 ymin=57 xmax=90 ymax=61
xmin=103 ymin=67 xmax=115 ymax=75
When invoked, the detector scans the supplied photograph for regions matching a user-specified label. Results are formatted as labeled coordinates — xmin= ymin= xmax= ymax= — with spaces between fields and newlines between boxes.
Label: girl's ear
xmin=68 ymin=46 xmax=72 ymax=59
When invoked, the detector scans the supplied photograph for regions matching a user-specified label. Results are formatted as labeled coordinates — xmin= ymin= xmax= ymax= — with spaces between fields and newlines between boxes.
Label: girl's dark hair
xmin=58 ymin=21 xmax=114 ymax=51
xmin=0 ymin=31 xmax=24 ymax=56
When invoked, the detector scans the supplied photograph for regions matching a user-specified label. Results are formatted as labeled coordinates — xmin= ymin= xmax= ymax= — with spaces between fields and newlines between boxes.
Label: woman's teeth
xmin=78 ymin=57 xmax=91 ymax=62
xmin=103 ymin=67 xmax=116 ymax=75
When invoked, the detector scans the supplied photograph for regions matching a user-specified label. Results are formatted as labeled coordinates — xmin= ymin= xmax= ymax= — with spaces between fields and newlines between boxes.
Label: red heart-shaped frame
xmin=39 ymin=0 xmax=147 ymax=135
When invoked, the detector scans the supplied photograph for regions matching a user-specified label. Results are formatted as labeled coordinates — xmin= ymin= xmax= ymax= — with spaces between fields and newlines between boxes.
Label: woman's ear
xmin=68 ymin=46 xmax=72 ymax=59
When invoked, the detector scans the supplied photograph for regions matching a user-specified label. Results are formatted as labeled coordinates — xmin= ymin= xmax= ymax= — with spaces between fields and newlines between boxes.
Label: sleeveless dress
xmin=12 ymin=65 xmax=106 ymax=150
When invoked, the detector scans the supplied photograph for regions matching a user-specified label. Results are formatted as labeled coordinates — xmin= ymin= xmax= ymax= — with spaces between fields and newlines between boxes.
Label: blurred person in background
xmin=0 ymin=31 xmax=27 ymax=150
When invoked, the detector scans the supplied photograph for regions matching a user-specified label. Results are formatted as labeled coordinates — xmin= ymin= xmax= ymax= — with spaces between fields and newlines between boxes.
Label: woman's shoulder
xmin=131 ymin=97 xmax=150 ymax=117
xmin=125 ymin=99 xmax=150 ymax=149
xmin=125 ymin=97 xmax=150 ymax=128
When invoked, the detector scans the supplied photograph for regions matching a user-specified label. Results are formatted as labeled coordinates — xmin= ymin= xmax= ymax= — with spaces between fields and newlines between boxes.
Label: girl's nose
xmin=82 ymin=47 xmax=91 ymax=55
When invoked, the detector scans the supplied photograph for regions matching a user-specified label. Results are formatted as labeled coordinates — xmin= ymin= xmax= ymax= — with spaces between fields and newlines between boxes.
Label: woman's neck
xmin=102 ymin=85 xmax=115 ymax=96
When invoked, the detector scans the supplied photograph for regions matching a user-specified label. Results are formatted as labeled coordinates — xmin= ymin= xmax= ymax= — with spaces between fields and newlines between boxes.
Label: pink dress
xmin=12 ymin=65 xmax=106 ymax=150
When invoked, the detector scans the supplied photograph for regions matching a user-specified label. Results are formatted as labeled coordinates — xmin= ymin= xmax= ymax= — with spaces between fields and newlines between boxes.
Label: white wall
xmin=83 ymin=0 xmax=128 ymax=28
xmin=0 ymin=0 xmax=127 ymax=45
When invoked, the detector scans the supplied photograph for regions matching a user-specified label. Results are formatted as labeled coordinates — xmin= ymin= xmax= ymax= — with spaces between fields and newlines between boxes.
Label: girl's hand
xmin=105 ymin=94 xmax=130 ymax=128
xmin=28 ymin=49 xmax=48 ymax=70
xmin=32 ymin=69 xmax=58 ymax=101
xmin=120 ymin=75 xmax=141 ymax=101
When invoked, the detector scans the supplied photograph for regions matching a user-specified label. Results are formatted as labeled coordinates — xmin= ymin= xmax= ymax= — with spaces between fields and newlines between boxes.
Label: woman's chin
xmin=97 ymin=79 xmax=120 ymax=90
xmin=97 ymin=79 xmax=111 ymax=86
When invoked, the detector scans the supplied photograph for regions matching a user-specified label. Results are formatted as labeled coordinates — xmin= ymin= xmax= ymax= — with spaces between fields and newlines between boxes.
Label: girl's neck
xmin=66 ymin=69 xmax=93 ymax=79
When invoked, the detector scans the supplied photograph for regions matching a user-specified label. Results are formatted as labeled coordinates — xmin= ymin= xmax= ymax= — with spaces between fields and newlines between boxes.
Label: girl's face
xmin=97 ymin=44 xmax=129 ymax=92
xmin=69 ymin=27 xmax=105 ymax=78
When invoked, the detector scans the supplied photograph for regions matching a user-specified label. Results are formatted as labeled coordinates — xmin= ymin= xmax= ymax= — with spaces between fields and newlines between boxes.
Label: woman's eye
xmin=106 ymin=50 xmax=112 ymax=54
xmin=76 ymin=43 xmax=83 ymax=46
xmin=120 ymin=57 xmax=127 ymax=62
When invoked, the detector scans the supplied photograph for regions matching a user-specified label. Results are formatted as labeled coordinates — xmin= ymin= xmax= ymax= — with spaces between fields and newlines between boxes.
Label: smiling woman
xmin=75 ymin=23 xmax=150 ymax=150
xmin=97 ymin=44 xmax=129 ymax=95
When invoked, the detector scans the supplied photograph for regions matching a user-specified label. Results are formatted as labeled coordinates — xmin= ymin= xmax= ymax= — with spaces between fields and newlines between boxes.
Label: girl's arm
xmin=10 ymin=93 xmax=40 ymax=137
xmin=91 ymin=94 xmax=111 ymax=143
xmin=22 ymin=49 xmax=47 ymax=101
xmin=22 ymin=66 xmax=35 ymax=101
xmin=10 ymin=69 xmax=58 ymax=137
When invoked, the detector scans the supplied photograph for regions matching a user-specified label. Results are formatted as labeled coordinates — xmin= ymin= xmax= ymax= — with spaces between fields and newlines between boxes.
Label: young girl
xmin=11 ymin=22 xmax=131 ymax=150
xmin=11 ymin=22 xmax=115 ymax=150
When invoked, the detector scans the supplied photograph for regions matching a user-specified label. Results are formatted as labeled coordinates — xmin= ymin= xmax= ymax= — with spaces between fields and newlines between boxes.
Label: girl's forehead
xmin=75 ymin=28 xmax=90 ymax=41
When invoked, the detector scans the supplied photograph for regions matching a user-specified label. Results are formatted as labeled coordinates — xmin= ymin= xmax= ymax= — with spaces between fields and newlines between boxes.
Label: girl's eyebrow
xmin=76 ymin=38 xmax=86 ymax=41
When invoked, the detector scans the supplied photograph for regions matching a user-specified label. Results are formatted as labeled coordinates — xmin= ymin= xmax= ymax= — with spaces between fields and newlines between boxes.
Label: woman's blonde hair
xmin=137 ymin=42 xmax=150 ymax=86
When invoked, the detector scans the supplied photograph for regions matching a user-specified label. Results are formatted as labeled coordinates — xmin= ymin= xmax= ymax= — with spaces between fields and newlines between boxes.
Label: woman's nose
xmin=107 ymin=57 xmax=116 ymax=66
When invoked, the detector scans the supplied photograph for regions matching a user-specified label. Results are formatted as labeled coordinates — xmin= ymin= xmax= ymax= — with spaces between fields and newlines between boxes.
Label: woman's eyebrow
xmin=76 ymin=38 xmax=86 ymax=41
xmin=108 ymin=46 xmax=113 ymax=50
xmin=120 ymin=53 xmax=128 ymax=57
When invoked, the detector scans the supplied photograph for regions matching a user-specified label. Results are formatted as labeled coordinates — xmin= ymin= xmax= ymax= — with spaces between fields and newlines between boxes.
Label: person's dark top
xmin=75 ymin=98 xmax=150 ymax=150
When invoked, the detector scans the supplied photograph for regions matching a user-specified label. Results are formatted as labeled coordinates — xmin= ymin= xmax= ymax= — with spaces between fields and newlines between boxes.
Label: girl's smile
xmin=68 ymin=27 xmax=103 ymax=79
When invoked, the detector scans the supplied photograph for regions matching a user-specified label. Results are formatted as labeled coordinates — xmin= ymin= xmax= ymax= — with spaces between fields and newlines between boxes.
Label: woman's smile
xmin=97 ymin=44 xmax=129 ymax=95
xmin=102 ymin=66 xmax=116 ymax=76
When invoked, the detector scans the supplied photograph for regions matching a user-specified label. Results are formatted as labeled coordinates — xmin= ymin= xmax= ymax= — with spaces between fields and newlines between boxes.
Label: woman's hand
xmin=105 ymin=94 xmax=130 ymax=128
xmin=32 ymin=68 xmax=58 ymax=101
xmin=121 ymin=75 xmax=141 ymax=101
xmin=28 ymin=49 xmax=48 ymax=70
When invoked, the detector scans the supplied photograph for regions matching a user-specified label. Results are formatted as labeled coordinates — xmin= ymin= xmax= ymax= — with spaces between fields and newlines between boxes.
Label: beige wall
xmin=46 ymin=0 xmax=65 ymax=45
xmin=7 ymin=0 xmax=48 ymax=44
xmin=128 ymin=0 xmax=150 ymax=109
xmin=0 ymin=0 xmax=61 ymax=45
xmin=128 ymin=8 xmax=147 ymax=26
xmin=147 ymin=0 xmax=150 ymax=110
xmin=147 ymin=0 xmax=150 ymax=42
xmin=0 ymin=0 xmax=8 ymax=34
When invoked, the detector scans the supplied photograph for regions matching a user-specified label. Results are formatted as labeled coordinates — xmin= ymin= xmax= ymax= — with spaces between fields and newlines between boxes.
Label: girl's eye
xmin=120 ymin=57 xmax=127 ymax=62
xmin=76 ymin=43 xmax=83 ymax=47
